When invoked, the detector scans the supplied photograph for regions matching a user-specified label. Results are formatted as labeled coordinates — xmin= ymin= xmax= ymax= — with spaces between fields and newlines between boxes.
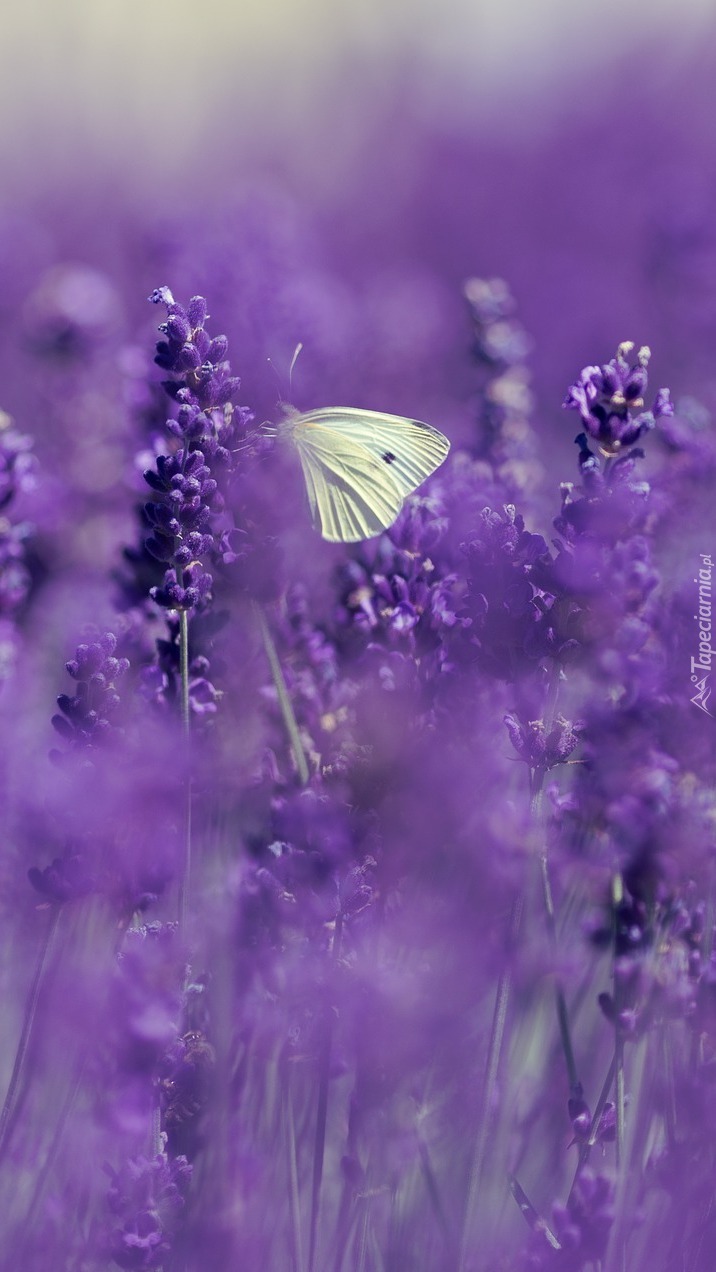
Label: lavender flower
xmin=504 ymin=712 xmax=583 ymax=770
xmin=103 ymin=1144 xmax=191 ymax=1270
xmin=0 ymin=409 xmax=36 ymax=682
xmin=460 ymin=503 xmax=557 ymax=682
xmin=464 ymin=276 xmax=544 ymax=501
xmin=50 ymin=630 xmax=129 ymax=752
xmin=22 ymin=264 xmax=120 ymax=361
xmin=144 ymin=287 xmax=251 ymax=615
xmin=563 ymin=342 xmax=673 ymax=456
xmin=525 ymin=1171 xmax=615 ymax=1270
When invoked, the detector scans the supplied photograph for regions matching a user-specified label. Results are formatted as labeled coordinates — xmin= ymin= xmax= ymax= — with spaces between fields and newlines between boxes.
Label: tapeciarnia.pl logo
xmin=691 ymin=553 xmax=714 ymax=716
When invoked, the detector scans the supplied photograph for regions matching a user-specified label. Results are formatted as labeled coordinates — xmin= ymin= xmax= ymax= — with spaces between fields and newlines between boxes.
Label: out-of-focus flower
xmin=50 ymin=630 xmax=129 ymax=752
xmin=0 ymin=409 xmax=37 ymax=685
xmin=464 ymin=276 xmax=544 ymax=501
xmin=504 ymin=712 xmax=583 ymax=770
xmin=22 ymin=265 xmax=121 ymax=360
xmin=103 ymin=1144 xmax=192 ymax=1270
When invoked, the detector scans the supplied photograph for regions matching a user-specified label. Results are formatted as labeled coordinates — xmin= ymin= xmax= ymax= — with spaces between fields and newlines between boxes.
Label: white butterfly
xmin=279 ymin=407 xmax=450 ymax=543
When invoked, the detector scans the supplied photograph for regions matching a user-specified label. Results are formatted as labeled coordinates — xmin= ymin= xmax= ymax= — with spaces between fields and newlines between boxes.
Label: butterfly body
xmin=280 ymin=407 xmax=450 ymax=543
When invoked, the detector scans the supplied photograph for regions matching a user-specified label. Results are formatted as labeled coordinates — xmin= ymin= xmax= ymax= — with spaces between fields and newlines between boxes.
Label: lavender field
xmin=1 ymin=6 xmax=716 ymax=1270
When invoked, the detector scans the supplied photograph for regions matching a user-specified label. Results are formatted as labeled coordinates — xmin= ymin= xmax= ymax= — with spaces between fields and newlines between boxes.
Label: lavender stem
xmin=536 ymin=843 xmax=579 ymax=1089
xmin=254 ymin=601 xmax=310 ymax=786
xmin=286 ymin=1076 xmax=306 ymax=1272
xmin=179 ymin=608 xmax=191 ymax=734
xmin=417 ymin=1133 xmax=457 ymax=1260
xmin=20 ymin=1054 xmax=85 ymax=1237
xmin=569 ymin=1054 xmax=617 ymax=1196
xmin=458 ymin=889 xmax=524 ymax=1271
xmin=308 ymin=910 xmax=343 ymax=1272
xmin=530 ymin=710 xmax=579 ymax=1091
xmin=178 ymin=608 xmax=192 ymax=932
xmin=0 ymin=906 xmax=61 ymax=1161
xmin=612 ymin=872 xmax=626 ymax=1170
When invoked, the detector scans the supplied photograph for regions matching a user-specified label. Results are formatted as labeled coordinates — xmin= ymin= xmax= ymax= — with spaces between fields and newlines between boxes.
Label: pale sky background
xmin=1 ymin=0 xmax=715 ymax=185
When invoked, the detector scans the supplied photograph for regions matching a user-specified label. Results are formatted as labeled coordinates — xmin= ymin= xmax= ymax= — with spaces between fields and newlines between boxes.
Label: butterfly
xmin=279 ymin=407 xmax=450 ymax=543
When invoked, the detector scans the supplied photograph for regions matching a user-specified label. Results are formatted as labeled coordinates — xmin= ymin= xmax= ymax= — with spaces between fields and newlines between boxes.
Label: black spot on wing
xmin=382 ymin=451 xmax=396 ymax=465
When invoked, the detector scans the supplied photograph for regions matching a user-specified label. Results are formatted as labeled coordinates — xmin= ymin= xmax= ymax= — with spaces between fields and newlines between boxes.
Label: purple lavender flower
xmin=144 ymin=287 xmax=251 ymax=615
xmin=104 ymin=1146 xmax=191 ymax=1270
xmin=50 ymin=630 xmax=129 ymax=752
xmin=27 ymin=845 xmax=96 ymax=903
xmin=26 ymin=627 xmax=181 ymax=913
xmin=139 ymin=636 xmax=222 ymax=717
xmin=159 ymin=1028 xmax=215 ymax=1160
xmin=0 ymin=410 xmax=36 ymax=510
xmin=332 ymin=499 xmax=466 ymax=691
xmin=539 ymin=1171 xmax=615 ymax=1270
xmin=464 ymin=276 xmax=544 ymax=502
xmin=563 ymin=343 xmax=673 ymax=456
xmin=22 ymin=264 xmax=120 ymax=361
xmin=119 ymin=289 xmax=281 ymax=721
xmin=0 ymin=410 xmax=37 ymax=683
xmin=460 ymin=503 xmax=558 ymax=683
xmin=504 ymin=712 xmax=583 ymax=770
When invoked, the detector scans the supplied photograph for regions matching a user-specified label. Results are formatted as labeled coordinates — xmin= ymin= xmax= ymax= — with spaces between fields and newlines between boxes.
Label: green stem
xmin=537 ymin=849 xmax=579 ymax=1088
xmin=308 ymin=912 xmax=343 ymax=1272
xmin=510 ymin=1174 xmax=561 ymax=1249
xmin=286 ymin=1076 xmax=305 ymax=1272
xmin=178 ymin=608 xmax=192 ymax=931
xmin=417 ymin=1133 xmax=457 ymax=1260
xmin=569 ymin=1054 xmax=617 ymax=1196
xmin=0 ymin=907 xmax=61 ymax=1160
xmin=458 ymin=890 xmax=523 ymax=1271
xmin=20 ymin=1054 xmax=85 ymax=1236
xmin=356 ymin=1197 xmax=371 ymax=1272
xmin=611 ymin=872 xmax=625 ymax=1171
xmin=532 ymin=766 xmax=579 ymax=1090
xmin=606 ymin=1030 xmax=649 ymax=1272
xmin=253 ymin=601 xmax=309 ymax=786
xmin=615 ymin=1030 xmax=625 ymax=1169
xmin=611 ymin=870 xmax=627 ymax=1272
xmin=179 ymin=608 xmax=191 ymax=733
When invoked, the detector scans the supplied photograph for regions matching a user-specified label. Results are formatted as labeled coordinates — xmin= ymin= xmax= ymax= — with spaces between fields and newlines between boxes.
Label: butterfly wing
xmin=291 ymin=422 xmax=405 ymax=542
xmin=297 ymin=409 xmax=450 ymax=500
xmin=283 ymin=407 xmax=450 ymax=542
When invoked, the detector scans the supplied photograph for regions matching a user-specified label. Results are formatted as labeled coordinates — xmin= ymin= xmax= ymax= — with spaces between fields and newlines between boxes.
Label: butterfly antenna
xmin=267 ymin=343 xmax=304 ymax=406
xmin=288 ymin=342 xmax=303 ymax=394
xmin=266 ymin=354 xmax=285 ymax=405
